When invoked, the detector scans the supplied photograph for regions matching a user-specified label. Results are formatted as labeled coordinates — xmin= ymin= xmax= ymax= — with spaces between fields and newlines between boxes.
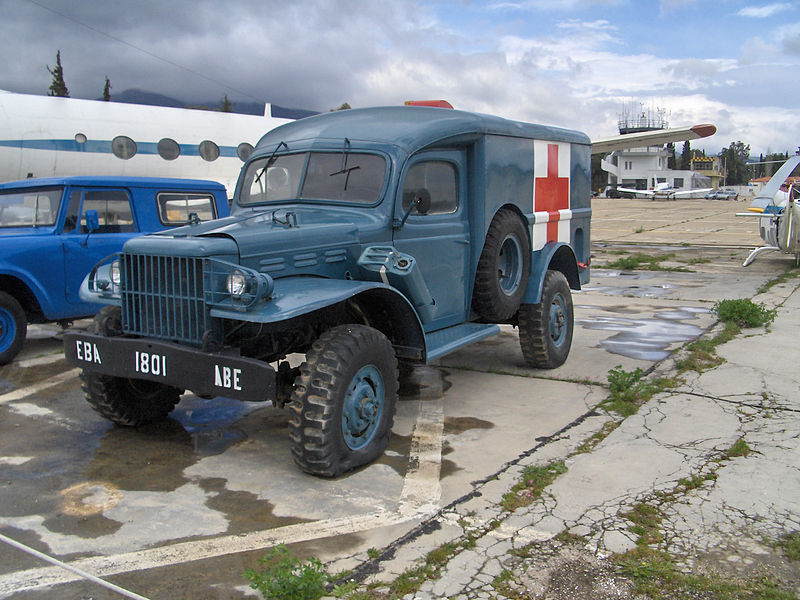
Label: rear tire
xmin=0 ymin=291 xmax=26 ymax=366
xmin=519 ymin=270 xmax=573 ymax=369
xmin=472 ymin=209 xmax=530 ymax=322
xmin=289 ymin=324 xmax=398 ymax=477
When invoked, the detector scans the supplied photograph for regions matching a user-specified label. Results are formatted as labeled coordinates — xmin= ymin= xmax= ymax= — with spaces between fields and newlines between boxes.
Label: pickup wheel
xmin=0 ymin=291 xmax=26 ymax=365
xmin=289 ymin=324 xmax=398 ymax=477
xmin=81 ymin=307 xmax=181 ymax=426
xmin=473 ymin=209 xmax=530 ymax=321
xmin=519 ymin=270 xmax=573 ymax=369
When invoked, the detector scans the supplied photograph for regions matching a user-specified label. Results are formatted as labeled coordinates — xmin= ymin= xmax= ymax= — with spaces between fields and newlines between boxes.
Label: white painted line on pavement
xmin=16 ymin=353 xmax=65 ymax=369
xmin=0 ymin=398 xmax=445 ymax=596
xmin=0 ymin=369 xmax=81 ymax=406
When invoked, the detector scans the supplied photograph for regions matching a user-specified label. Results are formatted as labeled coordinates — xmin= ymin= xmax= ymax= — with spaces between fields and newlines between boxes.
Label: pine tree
xmin=220 ymin=94 xmax=232 ymax=112
xmin=666 ymin=142 xmax=676 ymax=170
xmin=103 ymin=76 xmax=111 ymax=101
xmin=680 ymin=140 xmax=691 ymax=170
xmin=47 ymin=50 xmax=69 ymax=97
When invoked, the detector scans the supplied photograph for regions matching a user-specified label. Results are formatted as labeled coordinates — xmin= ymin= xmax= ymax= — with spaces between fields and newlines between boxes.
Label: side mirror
xmin=393 ymin=188 xmax=432 ymax=230
xmin=85 ymin=209 xmax=99 ymax=233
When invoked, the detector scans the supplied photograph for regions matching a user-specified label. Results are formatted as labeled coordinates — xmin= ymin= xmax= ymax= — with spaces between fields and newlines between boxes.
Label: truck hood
xmin=129 ymin=205 xmax=383 ymax=267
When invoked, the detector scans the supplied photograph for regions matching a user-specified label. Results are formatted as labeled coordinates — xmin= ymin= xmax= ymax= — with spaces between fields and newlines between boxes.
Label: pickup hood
xmin=125 ymin=205 xmax=385 ymax=275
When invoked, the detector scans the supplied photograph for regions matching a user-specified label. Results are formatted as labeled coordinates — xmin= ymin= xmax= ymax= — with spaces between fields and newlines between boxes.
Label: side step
xmin=425 ymin=323 xmax=501 ymax=362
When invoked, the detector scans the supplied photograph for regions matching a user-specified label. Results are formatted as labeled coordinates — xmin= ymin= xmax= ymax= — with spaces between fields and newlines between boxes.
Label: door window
xmin=80 ymin=190 xmax=136 ymax=233
xmin=401 ymin=160 xmax=458 ymax=215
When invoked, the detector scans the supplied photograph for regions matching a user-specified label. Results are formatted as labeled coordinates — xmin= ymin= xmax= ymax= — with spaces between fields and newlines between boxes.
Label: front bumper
xmin=64 ymin=331 xmax=276 ymax=402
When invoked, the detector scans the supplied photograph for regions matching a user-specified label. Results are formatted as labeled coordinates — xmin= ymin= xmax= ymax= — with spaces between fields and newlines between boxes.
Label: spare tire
xmin=472 ymin=209 xmax=530 ymax=321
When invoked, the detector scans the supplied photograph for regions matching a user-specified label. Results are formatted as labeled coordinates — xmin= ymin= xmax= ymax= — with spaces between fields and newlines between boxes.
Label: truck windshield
xmin=0 ymin=188 xmax=62 ymax=228
xmin=240 ymin=152 xmax=386 ymax=205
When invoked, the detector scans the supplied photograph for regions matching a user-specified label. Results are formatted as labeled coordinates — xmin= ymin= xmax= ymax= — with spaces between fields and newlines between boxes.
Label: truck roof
xmin=255 ymin=106 xmax=590 ymax=154
xmin=0 ymin=176 xmax=227 ymax=191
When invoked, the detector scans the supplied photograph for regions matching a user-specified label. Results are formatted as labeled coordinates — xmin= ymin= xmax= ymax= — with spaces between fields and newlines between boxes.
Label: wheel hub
xmin=549 ymin=293 xmax=567 ymax=345
xmin=342 ymin=365 xmax=384 ymax=450
xmin=498 ymin=235 xmax=523 ymax=295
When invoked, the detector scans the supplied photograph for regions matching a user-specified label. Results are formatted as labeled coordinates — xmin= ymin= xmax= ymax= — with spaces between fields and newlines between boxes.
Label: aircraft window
xmin=74 ymin=133 xmax=87 ymax=144
xmin=401 ymin=160 xmax=458 ymax=215
xmin=112 ymin=136 xmax=137 ymax=160
xmin=157 ymin=193 xmax=217 ymax=224
xmin=158 ymin=138 xmax=181 ymax=161
xmin=237 ymin=142 xmax=254 ymax=161
xmin=81 ymin=190 xmax=136 ymax=233
xmin=0 ymin=187 xmax=62 ymax=228
xmin=199 ymin=140 xmax=220 ymax=162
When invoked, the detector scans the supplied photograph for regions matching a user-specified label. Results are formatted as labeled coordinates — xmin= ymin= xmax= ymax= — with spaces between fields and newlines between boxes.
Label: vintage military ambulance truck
xmin=65 ymin=105 xmax=591 ymax=476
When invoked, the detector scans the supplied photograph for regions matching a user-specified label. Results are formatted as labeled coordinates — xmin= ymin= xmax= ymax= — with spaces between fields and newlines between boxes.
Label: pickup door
xmin=392 ymin=150 xmax=470 ymax=331
xmin=61 ymin=188 xmax=141 ymax=310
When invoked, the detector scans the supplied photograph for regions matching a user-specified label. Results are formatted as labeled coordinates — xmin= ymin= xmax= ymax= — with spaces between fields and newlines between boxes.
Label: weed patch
xmin=776 ymin=532 xmax=800 ymax=561
xmin=501 ymin=460 xmax=567 ymax=511
xmin=244 ymin=544 xmax=328 ymax=600
xmin=600 ymin=366 xmax=675 ymax=417
xmin=602 ymin=252 xmax=690 ymax=272
xmin=757 ymin=268 xmax=799 ymax=294
xmin=714 ymin=298 xmax=776 ymax=328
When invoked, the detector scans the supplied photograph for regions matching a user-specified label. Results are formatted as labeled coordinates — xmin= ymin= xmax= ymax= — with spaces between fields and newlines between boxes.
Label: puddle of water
xmin=578 ymin=306 xmax=708 ymax=361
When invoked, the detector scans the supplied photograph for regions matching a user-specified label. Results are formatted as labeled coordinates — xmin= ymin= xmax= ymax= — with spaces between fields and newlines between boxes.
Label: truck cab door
xmin=62 ymin=188 xmax=140 ymax=307
xmin=392 ymin=150 xmax=469 ymax=331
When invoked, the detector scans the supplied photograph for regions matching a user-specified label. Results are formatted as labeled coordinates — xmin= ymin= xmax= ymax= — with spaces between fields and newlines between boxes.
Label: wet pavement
xmin=1 ymin=196 xmax=798 ymax=599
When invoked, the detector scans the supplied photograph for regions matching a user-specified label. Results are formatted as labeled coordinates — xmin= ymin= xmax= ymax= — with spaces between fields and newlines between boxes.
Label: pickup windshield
xmin=240 ymin=152 xmax=386 ymax=205
xmin=0 ymin=187 xmax=62 ymax=228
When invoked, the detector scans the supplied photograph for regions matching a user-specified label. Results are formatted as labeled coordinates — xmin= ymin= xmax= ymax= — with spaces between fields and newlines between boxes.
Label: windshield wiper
xmin=254 ymin=140 xmax=288 ymax=188
xmin=328 ymin=138 xmax=360 ymax=189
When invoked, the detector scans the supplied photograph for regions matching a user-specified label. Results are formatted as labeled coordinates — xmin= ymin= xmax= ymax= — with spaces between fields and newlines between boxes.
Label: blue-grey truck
xmin=65 ymin=105 xmax=591 ymax=476
xmin=0 ymin=176 xmax=229 ymax=365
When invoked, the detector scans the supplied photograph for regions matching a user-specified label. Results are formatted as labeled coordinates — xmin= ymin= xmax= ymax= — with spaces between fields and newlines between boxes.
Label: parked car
xmin=0 ymin=176 xmax=229 ymax=364
xmin=705 ymin=188 xmax=739 ymax=200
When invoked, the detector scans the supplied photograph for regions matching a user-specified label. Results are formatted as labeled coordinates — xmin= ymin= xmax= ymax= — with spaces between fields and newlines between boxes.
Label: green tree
xmin=47 ymin=50 xmax=69 ymax=97
xmin=679 ymin=140 xmax=691 ymax=170
xmin=103 ymin=76 xmax=111 ymax=101
xmin=719 ymin=141 xmax=750 ymax=186
xmin=220 ymin=94 xmax=232 ymax=112
xmin=330 ymin=102 xmax=351 ymax=111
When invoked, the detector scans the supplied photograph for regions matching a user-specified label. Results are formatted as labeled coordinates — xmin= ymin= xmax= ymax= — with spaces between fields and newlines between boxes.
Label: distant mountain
xmin=101 ymin=88 xmax=317 ymax=119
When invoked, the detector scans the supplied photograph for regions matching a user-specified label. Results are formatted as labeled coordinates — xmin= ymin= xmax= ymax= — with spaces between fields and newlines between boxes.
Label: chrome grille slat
xmin=121 ymin=253 xmax=209 ymax=345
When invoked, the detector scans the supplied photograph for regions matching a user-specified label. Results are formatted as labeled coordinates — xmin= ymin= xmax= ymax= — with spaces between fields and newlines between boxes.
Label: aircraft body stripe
xmin=0 ymin=139 xmax=241 ymax=158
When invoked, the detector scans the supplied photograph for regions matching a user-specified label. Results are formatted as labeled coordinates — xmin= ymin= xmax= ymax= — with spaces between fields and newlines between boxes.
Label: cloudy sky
xmin=1 ymin=0 xmax=798 ymax=155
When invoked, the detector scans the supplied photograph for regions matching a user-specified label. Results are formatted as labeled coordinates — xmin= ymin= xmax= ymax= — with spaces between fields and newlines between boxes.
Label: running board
xmin=425 ymin=323 xmax=501 ymax=362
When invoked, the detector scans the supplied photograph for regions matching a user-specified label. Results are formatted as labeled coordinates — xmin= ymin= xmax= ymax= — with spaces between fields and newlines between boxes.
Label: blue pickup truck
xmin=0 ymin=176 xmax=229 ymax=364
xmin=66 ymin=106 xmax=591 ymax=476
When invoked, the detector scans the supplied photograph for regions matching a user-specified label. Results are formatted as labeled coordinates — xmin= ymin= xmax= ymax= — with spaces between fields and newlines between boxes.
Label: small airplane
xmin=736 ymin=153 xmax=800 ymax=266
xmin=614 ymin=181 xmax=714 ymax=200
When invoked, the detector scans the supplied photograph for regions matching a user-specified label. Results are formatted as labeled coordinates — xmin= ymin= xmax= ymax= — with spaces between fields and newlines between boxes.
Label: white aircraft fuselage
xmin=0 ymin=90 xmax=292 ymax=193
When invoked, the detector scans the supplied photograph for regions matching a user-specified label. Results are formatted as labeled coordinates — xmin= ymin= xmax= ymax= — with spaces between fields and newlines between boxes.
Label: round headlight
xmin=109 ymin=260 xmax=121 ymax=286
xmin=226 ymin=270 xmax=248 ymax=296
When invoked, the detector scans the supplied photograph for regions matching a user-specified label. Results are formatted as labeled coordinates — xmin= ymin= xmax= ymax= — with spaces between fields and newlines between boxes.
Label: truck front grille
xmin=121 ymin=254 xmax=210 ymax=345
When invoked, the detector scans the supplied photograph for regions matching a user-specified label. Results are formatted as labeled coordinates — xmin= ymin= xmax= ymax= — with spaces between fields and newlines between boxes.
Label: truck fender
xmin=209 ymin=276 xmax=427 ymax=361
xmin=522 ymin=242 xmax=580 ymax=305
xmin=0 ymin=265 xmax=52 ymax=319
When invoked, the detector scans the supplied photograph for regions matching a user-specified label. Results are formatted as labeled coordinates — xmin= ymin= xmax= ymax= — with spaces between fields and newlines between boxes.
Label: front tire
xmin=519 ymin=270 xmax=573 ymax=369
xmin=81 ymin=307 xmax=181 ymax=426
xmin=289 ymin=324 xmax=398 ymax=477
xmin=0 ymin=291 xmax=26 ymax=366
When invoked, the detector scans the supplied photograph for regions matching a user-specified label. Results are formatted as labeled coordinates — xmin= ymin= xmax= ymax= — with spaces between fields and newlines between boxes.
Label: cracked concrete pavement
xmin=321 ymin=199 xmax=800 ymax=599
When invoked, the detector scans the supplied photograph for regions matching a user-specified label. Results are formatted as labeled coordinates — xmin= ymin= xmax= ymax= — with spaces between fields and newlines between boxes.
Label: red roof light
xmin=404 ymin=100 xmax=454 ymax=109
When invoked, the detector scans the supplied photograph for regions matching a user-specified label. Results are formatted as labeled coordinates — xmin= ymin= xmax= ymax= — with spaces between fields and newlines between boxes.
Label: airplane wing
xmin=591 ymin=124 xmax=717 ymax=154
xmin=672 ymin=188 xmax=713 ymax=197
xmin=616 ymin=187 xmax=654 ymax=196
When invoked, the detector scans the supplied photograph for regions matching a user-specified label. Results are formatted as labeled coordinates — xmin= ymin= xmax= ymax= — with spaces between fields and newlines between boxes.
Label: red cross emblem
xmin=534 ymin=143 xmax=570 ymax=243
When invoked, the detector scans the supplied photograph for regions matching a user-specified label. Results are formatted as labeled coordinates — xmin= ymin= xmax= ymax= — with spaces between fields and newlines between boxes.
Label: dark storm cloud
xmin=0 ymin=0 xmax=438 ymax=110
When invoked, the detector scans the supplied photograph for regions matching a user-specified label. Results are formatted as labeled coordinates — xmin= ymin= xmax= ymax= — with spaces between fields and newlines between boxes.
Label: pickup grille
xmin=120 ymin=254 xmax=210 ymax=345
